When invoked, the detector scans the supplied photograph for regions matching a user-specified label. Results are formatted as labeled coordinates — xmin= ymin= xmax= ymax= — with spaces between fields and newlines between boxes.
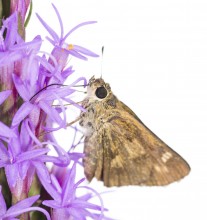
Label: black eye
xmin=95 ymin=86 xmax=108 ymax=99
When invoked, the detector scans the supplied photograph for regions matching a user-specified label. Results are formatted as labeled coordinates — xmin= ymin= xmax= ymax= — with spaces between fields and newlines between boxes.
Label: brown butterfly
xmin=79 ymin=77 xmax=190 ymax=187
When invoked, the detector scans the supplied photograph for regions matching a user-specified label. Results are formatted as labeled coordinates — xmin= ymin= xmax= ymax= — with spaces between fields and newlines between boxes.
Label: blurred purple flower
xmin=0 ymin=186 xmax=51 ymax=220
xmin=40 ymin=163 xmax=108 ymax=220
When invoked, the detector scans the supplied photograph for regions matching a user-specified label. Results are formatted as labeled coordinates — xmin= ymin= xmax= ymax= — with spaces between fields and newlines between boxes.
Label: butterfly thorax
xmin=79 ymin=77 xmax=120 ymax=136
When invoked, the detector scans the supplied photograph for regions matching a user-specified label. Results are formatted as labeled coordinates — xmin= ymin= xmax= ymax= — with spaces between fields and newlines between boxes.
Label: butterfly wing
xmin=83 ymin=105 xmax=190 ymax=187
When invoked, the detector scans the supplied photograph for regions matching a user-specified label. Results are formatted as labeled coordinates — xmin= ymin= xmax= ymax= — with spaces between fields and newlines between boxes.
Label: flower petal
xmin=17 ymin=148 xmax=49 ymax=163
xmin=64 ymin=48 xmax=88 ymax=60
xmin=34 ymin=161 xmax=61 ymax=202
xmin=0 ymin=122 xmax=17 ymax=138
xmin=19 ymin=161 xmax=30 ymax=180
xmin=73 ymin=45 xmax=99 ymax=57
xmin=20 ymin=120 xmax=32 ymax=151
xmin=5 ymin=163 xmax=19 ymax=187
xmin=36 ymin=13 xmax=59 ymax=44
xmin=42 ymin=200 xmax=60 ymax=209
xmin=68 ymin=206 xmax=98 ymax=220
xmin=62 ymin=164 xmax=76 ymax=205
xmin=38 ymin=101 xmax=63 ymax=125
xmin=12 ymin=74 xmax=30 ymax=101
xmin=62 ymin=21 xmax=97 ymax=43
xmin=0 ymin=141 xmax=9 ymax=162
xmin=3 ymin=13 xmax=18 ymax=49
xmin=0 ymin=90 xmax=11 ymax=105
xmin=4 ymin=194 xmax=51 ymax=220
xmin=32 ymin=161 xmax=51 ymax=184
xmin=0 ymin=51 xmax=24 ymax=66
xmin=12 ymin=102 xmax=34 ymax=127
xmin=6 ymin=195 xmax=39 ymax=214
xmin=52 ymin=4 xmax=64 ymax=39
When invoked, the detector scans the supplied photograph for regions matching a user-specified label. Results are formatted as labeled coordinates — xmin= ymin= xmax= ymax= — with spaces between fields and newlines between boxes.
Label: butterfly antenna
xmin=30 ymin=82 xmax=87 ymax=102
xmin=29 ymin=83 xmax=64 ymax=101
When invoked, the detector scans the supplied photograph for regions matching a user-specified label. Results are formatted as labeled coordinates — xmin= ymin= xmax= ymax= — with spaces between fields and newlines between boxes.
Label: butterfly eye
xmin=95 ymin=86 xmax=108 ymax=99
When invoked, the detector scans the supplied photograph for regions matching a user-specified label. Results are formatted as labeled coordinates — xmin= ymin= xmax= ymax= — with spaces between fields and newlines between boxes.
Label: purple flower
xmin=0 ymin=120 xmax=70 ymax=199
xmin=39 ymin=163 xmax=108 ymax=220
xmin=0 ymin=12 xmax=22 ymax=99
xmin=12 ymin=74 xmax=86 ymax=130
xmin=0 ymin=13 xmax=21 ymax=53
xmin=0 ymin=186 xmax=51 ymax=220
xmin=0 ymin=2 xmax=108 ymax=220
xmin=36 ymin=4 xmax=98 ymax=67
xmin=0 ymin=12 xmax=42 ymax=115
xmin=0 ymin=13 xmax=41 ymax=67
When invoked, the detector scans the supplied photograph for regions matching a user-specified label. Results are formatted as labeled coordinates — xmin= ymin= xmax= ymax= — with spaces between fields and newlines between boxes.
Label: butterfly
xmin=79 ymin=77 xmax=190 ymax=187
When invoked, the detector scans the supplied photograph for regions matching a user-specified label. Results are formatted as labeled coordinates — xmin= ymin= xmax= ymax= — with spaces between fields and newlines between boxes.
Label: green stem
xmin=24 ymin=0 xmax=33 ymax=28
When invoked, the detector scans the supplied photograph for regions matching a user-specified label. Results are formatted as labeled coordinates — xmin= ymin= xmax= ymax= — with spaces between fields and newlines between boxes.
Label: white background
xmin=27 ymin=1 xmax=207 ymax=219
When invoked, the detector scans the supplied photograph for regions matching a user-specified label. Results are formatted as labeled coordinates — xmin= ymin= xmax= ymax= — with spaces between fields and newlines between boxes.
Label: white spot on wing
xmin=154 ymin=165 xmax=169 ymax=173
xmin=161 ymin=152 xmax=172 ymax=163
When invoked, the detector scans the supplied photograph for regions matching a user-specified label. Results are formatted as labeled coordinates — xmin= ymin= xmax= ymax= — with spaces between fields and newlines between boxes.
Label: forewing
xmin=106 ymin=110 xmax=190 ymax=186
xmin=101 ymin=121 xmax=152 ymax=186
xmin=95 ymin=109 xmax=190 ymax=187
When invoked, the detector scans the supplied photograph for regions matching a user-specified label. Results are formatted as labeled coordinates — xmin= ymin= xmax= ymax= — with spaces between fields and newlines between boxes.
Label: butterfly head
xmin=87 ymin=76 xmax=112 ymax=101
